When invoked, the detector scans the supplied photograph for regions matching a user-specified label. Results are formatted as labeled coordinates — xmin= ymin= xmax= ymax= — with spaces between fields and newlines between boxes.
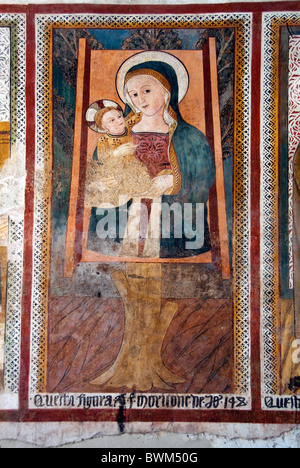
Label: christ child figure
xmin=85 ymin=101 xmax=151 ymax=208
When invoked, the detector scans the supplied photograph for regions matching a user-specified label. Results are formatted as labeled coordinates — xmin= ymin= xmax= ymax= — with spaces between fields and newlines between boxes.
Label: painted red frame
xmin=0 ymin=1 xmax=299 ymax=424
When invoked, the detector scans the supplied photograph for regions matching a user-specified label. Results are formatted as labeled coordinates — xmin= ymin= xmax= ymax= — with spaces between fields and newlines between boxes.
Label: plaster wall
xmin=0 ymin=0 xmax=299 ymax=449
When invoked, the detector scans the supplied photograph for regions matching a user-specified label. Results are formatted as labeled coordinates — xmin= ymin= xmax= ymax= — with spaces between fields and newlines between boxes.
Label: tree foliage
xmin=220 ymin=97 xmax=234 ymax=160
xmin=196 ymin=28 xmax=235 ymax=96
xmin=122 ymin=29 xmax=182 ymax=50
xmin=197 ymin=28 xmax=235 ymax=159
xmin=53 ymin=88 xmax=75 ymax=157
xmin=53 ymin=29 xmax=103 ymax=89
xmin=53 ymin=30 xmax=103 ymax=156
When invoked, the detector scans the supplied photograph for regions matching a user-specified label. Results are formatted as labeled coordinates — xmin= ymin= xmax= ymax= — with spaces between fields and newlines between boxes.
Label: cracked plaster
xmin=0 ymin=422 xmax=299 ymax=448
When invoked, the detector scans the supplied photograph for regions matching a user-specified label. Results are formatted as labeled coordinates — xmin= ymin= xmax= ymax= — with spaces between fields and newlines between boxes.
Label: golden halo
xmin=116 ymin=51 xmax=189 ymax=104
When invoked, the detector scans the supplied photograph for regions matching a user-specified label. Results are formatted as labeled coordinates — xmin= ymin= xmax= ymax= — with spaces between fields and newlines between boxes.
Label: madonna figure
xmin=90 ymin=52 xmax=216 ymax=390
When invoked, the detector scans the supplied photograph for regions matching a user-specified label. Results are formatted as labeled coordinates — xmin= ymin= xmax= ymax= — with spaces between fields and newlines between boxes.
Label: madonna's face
xmin=126 ymin=75 xmax=168 ymax=117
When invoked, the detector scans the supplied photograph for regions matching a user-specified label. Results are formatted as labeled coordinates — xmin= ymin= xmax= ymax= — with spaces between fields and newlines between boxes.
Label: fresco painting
xmin=0 ymin=16 xmax=25 ymax=410
xmin=1 ymin=4 xmax=300 ymax=424
xmin=36 ymin=16 xmax=249 ymax=410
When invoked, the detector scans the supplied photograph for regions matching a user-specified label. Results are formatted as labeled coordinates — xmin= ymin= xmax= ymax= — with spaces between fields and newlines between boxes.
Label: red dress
xmin=131 ymin=131 xmax=171 ymax=256
xmin=131 ymin=131 xmax=171 ymax=179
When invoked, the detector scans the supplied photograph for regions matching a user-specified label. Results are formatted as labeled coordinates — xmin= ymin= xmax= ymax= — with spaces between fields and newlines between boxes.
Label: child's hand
xmin=113 ymin=143 xmax=137 ymax=158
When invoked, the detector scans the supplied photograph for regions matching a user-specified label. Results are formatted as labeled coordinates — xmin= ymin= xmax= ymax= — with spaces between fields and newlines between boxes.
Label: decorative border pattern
xmin=261 ymin=12 xmax=300 ymax=402
xmin=31 ymin=12 xmax=252 ymax=403
xmin=0 ymin=14 xmax=26 ymax=404
xmin=288 ymin=36 xmax=300 ymax=289
xmin=0 ymin=27 xmax=10 ymax=122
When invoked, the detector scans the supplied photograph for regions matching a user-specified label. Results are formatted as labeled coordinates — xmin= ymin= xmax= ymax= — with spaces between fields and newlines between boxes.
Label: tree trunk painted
xmin=90 ymin=263 xmax=185 ymax=391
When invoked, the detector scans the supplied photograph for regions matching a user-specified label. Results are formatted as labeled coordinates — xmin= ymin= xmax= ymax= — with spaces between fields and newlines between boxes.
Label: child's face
xmin=102 ymin=109 xmax=126 ymax=135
